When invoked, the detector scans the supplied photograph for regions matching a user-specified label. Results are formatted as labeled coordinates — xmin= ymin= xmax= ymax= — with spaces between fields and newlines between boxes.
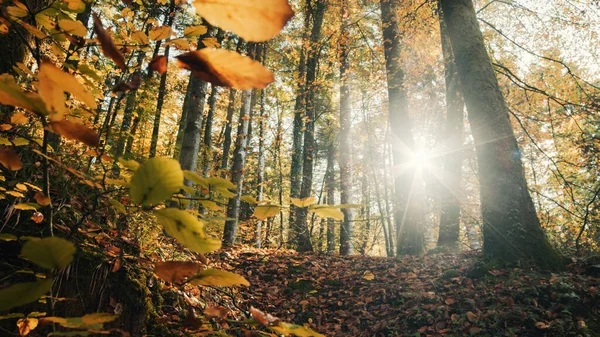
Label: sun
xmin=409 ymin=149 xmax=431 ymax=169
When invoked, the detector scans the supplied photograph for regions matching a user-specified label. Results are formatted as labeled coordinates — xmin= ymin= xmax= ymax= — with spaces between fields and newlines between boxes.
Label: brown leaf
xmin=47 ymin=120 xmax=99 ymax=147
xmin=34 ymin=192 xmax=50 ymax=206
xmin=0 ymin=146 xmax=22 ymax=170
xmin=93 ymin=13 xmax=127 ymax=70
xmin=176 ymin=49 xmax=274 ymax=90
xmin=204 ymin=305 xmax=229 ymax=319
xmin=113 ymin=72 xmax=142 ymax=92
xmin=149 ymin=55 xmax=168 ymax=75
xmin=31 ymin=212 xmax=44 ymax=224
xmin=250 ymin=307 xmax=280 ymax=326
xmin=193 ymin=0 xmax=294 ymax=42
xmin=155 ymin=261 xmax=202 ymax=284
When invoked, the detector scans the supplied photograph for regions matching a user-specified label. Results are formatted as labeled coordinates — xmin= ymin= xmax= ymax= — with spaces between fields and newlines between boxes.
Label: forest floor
xmin=192 ymin=248 xmax=600 ymax=337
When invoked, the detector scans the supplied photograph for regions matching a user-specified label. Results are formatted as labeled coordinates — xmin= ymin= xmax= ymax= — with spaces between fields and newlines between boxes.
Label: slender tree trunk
xmin=255 ymin=45 xmax=268 ymax=248
xmin=222 ymin=80 xmax=254 ymax=246
xmin=149 ymin=0 xmax=177 ymax=157
xmin=325 ymin=120 xmax=336 ymax=254
xmin=360 ymin=173 xmax=371 ymax=254
xmin=289 ymin=1 xmax=313 ymax=230
xmin=201 ymin=85 xmax=219 ymax=176
xmin=338 ymin=0 xmax=354 ymax=255
xmin=293 ymin=0 xmax=327 ymax=253
xmin=380 ymin=0 xmax=425 ymax=255
xmin=440 ymin=0 xmax=564 ymax=269
xmin=382 ymin=140 xmax=395 ymax=254
xmin=221 ymin=89 xmax=237 ymax=170
xmin=437 ymin=4 xmax=465 ymax=249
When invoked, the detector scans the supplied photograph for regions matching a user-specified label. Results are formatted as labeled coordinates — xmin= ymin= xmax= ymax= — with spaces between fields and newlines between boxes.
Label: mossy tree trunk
xmin=440 ymin=0 xmax=565 ymax=269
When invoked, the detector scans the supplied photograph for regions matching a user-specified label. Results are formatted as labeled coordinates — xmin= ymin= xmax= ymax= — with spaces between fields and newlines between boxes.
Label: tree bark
xmin=380 ymin=0 xmax=425 ymax=255
xmin=437 ymin=4 xmax=465 ymax=249
xmin=440 ymin=0 xmax=564 ymax=269
xmin=338 ymin=0 xmax=354 ymax=256
xmin=325 ymin=120 xmax=336 ymax=254
xmin=293 ymin=0 xmax=327 ymax=253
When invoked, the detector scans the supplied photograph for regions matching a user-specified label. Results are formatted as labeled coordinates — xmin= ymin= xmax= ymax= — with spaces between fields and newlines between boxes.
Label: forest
xmin=0 ymin=0 xmax=599 ymax=336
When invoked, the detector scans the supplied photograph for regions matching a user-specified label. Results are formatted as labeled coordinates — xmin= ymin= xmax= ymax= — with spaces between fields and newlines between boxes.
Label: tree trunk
xmin=440 ymin=0 xmax=564 ymax=269
xmin=380 ymin=0 xmax=425 ymax=255
xmin=338 ymin=0 xmax=354 ymax=256
xmin=437 ymin=4 xmax=465 ymax=249
xmin=293 ymin=0 xmax=327 ymax=253
xmin=325 ymin=120 xmax=336 ymax=254
xmin=201 ymin=85 xmax=219 ymax=176
xmin=255 ymin=45 xmax=268 ymax=248
xmin=289 ymin=1 xmax=312 ymax=231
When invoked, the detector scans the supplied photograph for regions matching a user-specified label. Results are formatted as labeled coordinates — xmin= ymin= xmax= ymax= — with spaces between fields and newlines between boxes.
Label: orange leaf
xmin=11 ymin=112 xmax=28 ymax=125
xmin=17 ymin=317 xmax=38 ymax=336
xmin=34 ymin=192 xmax=50 ymax=206
xmin=467 ymin=311 xmax=478 ymax=322
xmin=250 ymin=307 xmax=280 ymax=326
xmin=176 ymin=49 xmax=274 ymax=90
xmin=204 ymin=305 xmax=229 ymax=319
xmin=93 ymin=14 xmax=127 ymax=70
xmin=31 ymin=212 xmax=44 ymax=223
xmin=0 ymin=146 xmax=22 ymax=170
xmin=149 ymin=55 xmax=168 ymax=75
xmin=155 ymin=261 xmax=202 ymax=284
xmin=47 ymin=120 xmax=99 ymax=147
xmin=193 ymin=0 xmax=294 ymax=42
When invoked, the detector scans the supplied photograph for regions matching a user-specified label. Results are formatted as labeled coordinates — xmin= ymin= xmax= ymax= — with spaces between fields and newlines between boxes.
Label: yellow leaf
xmin=189 ymin=268 xmax=249 ymax=287
xmin=0 ymin=146 xmax=22 ymax=171
xmin=7 ymin=191 xmax=25 ymax=198
xmin=14 ymin=203 xmax=38 ymax=211
xmin=129 ymin=157 xmax=183 ymax=205
xmin=309 ymin=205 xmax=344 ymax=220
xmin=11 ymin=112 xmax=29 ymax=125
xmin=17 ymin=317 xmax=38 ymax=336
xmin=170 ymin=38 xmax=190 ymax=50
xmin=17 ymin=21 xmax=46 ymax=39
xmin=177 ymin=49 xmax=274 ymax=90
xmin=62 ymin=0 xmax=86 ymax=12
xmin=155 ymin=208 xmax=221 ymax=254
xmin=131 ymin=30 xmax=149 ymax=44
xmin=253 ymin=204 xmax=280 ymax=220
xmin=193 ymin=0 xmax=294 ymax=42
xmin=6 ymin=5 xmax=28 ymax=18
xmin=47 ymin=119 xmax=99 ymax=147
xmin=38 ymin=61 xmax=97 ymax=112
xmin=0 ymin=74 xmax=47 ymax=114
xmin=202 ymin=37 xmax=220 ymax=48
xmin=15 ymin=183 xmax=27 ymax=191
xmin=148 ymin=25 xmax=172 ymax=40
xmin=58 ymin=19 xmax=87 ymax=37
xmin=363 ymin=271 xmax=375 ymax=281
xmin=290 ymin=196 xmax=317 ymax=207
xmin=184 ymin=25 xmax=207 ymax=37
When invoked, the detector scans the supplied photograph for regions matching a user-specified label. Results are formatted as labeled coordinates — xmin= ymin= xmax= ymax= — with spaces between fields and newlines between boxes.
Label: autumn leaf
xmin=309 ymin=205 xmax=344 ymax=220
xmin=290 ymin=196 xmax=317 ymax=207
xmin=155 ymin=209 xmax=222 ymax=254
xmin=0 ymin=146 xmax=22 ymax=170
xmin=253 ymin=204 xmax=281 ymax=220
xmin=189 ymin=269 xmax=249 ymax=287
xmin=17 ymin=317 xmax=38 ymax=336
xmin=204 ymin=305 xmax=229 ymax=319
xmin=149 ymin=55 xmax=168 ymax=74
xmin=58 ymin=19 xmax=87 ymax=37
xmin=93 ymin=13 xmax=127 ymax=70
xmin=0 ymin=74 xmax=47 ymax=114
xmin=38 ymin=61 xmax=97 ymax=114
xmin=183 ymin=25 xmax=207 ymax=37
xmin=34 ymin=192 xmax=50 ymax=206
xmin=129 ymin=157 xmax=183 ymax=205
xmin=47 ymin=120 xmax=99 ymax=147
xmin=113 ymin=72 xmax=142 ymax=92
xmin=250 ymin=307 xmax=281 ymax=326
xmin=148 ymin=25 xmax=172 ymax=40
xmin=155 ymin=261 xmax=202 ymax=284
xmin=176 ymin=49 xmax=274 ymax=90
xmin=193 ymin=0 xmax=294 ymax=42
xmin=130 ymin=30 xmax=149 ymax=45
xmin=11 ymin=112 xmax=29 ymax=125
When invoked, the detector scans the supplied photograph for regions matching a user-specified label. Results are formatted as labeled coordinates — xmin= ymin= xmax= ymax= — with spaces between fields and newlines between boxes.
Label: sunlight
xmin=409 ymin=149 xmax=431 ymax=169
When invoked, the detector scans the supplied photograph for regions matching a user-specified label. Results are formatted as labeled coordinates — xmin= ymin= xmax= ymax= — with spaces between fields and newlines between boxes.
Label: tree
xmin=380 ymin=0 xmax=425 ymax=255
xmin=440 ymin=0 xmax=565 ymax=268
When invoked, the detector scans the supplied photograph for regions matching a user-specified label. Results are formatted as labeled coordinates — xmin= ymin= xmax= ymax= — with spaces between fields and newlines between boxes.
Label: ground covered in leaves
xmin=210 ymin=248 xmax=600 ymax=337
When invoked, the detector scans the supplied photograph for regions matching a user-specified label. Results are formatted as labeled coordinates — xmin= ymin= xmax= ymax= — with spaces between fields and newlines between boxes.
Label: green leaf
xmin=309 ymin=205 xmax=344 ymax=221
xmin=270 ymin=322 xmax=326 ymax=337
xmin=118 ymin=158 xmax=140 ymax=171
xmin=0 ymin=233 xmax=18 ymax=241
xmin=48 ymin=332 xmax=90 ymax=336
xmin=183 ymin=170 xmax=207 ymax=186
xmin=155 ymin=209 xmax=221 ymax=254
xmin=21 ymin=237 xmax=76 ymax=270
xmin=81 ymin=313 xmax=118 ymax=326
xmin=0 ymin=279 xmax=53 ymax=311
xmin=129 ymin=157 xmax=184 ymax=206
xmin=290 ymin=196 xmax=317 ymax=208
xmin=189 ymin=269 xmax=249 ymax=287
xmin=253 ymin=204 xmax=281 ymax=220
xmin=42 ymin=313 xmax=115 ymax=329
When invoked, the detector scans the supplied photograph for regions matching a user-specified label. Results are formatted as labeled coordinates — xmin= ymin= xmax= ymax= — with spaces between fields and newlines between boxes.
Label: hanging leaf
xmin=198 ymin=199 xmax=223 ymax=211
xmin=183 ymin=25 xmax=207 ymax=37
xmin=149 ymin=55 xmax=168 ymax=74
xmin=253 ymin=204 xmax=281 ymax=220
xmin=183 ymin=170 xmax=207 ymax=186
xmin=188 ymin=268 xmax=249 ymax=287
xmin=130 ymin=30 xmax=149 ymax=45
xmin=112 ymin=72 xmax=142 ymax=92
xmin=202 ymin=37 xmax=220 ymax=48
xmin=176 ymin=49 xmax=274 ymax=90
xmin=92 ymin=14 xmax=127 ymax=70
xmin=154 ymin=261 xmax=202 ymax=284
xmin=240 ymin=195 xmax=258 ymax=204
xmin=58 ymin=19 xmax=87 ymax=37
xmin=170 ymin=38 xmax=191 ymax=50
xmin=129 ymin=157 xmax=183 ymax=205
xmin=155 ymin=208 xmax=221 ymax=253
xmin=0 ymin=74 xmax=47 ymax=114
xmin=148 ymin=26 xmax=172 ymax=41
xmin=21 ymin=237 xmax=76 ymax=270
xmin=0 ymin=279 xmax=53 ymax=312
xmin=118 ymin=158 xmax=140 ymax=171
xmin=11 ymin=112 xmax=29 ymax=125
xmin=290 ymin=196 xmax=317 ymax=207
xmin=309 ymin=205 xmax=344 ymax=221
xmin=17 ymin=317 xmax=38 ymax=336
xmin=14 ymin=203 xmax=38 ymax=211
xmin=0 ymin=146 xmax=22 ymax=170
xmin=38 ymin=61 xmax=97 ymax=113
xmin=193 ymin=0 xmax=294 ymax=42
xmin=47 ymin=120 xmax=99 ymax=147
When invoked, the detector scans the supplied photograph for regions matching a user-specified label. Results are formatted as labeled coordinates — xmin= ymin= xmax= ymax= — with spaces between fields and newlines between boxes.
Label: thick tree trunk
xmin=293 ymin=0 xmax=327 ymax=253
xmin=338 ymin=0 xmax=354 ymax=256
xmin=437 ymin=5 xmax=465 ymax=249
xmin=440 ymin=0 xmax=564 ymax=269
xmin=201 ymin=85 xmax=219 ymax=176
xmin=289 ymin=2 xmax=312 ymax=231
xmin=380 ymin=0 xmax=425 ymax=255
